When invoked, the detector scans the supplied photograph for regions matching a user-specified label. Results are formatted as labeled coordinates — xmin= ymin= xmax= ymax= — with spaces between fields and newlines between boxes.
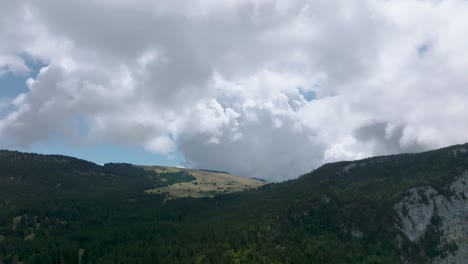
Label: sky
xmin=1 ymin=0 xmax=468 ymax=181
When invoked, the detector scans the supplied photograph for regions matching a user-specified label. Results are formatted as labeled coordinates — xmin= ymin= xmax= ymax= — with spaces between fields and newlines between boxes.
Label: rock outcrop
xmin=395 ymin=171 xmax=468 ymax=263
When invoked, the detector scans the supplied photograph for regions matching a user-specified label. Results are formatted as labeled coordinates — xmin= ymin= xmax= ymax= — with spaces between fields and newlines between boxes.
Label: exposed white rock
xmin=395 ymin=186 xmax=438 ymax=242
xmin=394 ymin=171 xmax=468 ymax=263
xmin=340 ymin=163 xmax=357 ymax=174
xmin=351 ymin=229 xmax=363 ymax=238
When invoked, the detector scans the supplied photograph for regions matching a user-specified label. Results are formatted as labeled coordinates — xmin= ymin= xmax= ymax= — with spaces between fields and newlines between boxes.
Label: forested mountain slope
xmin=0 ymin=144 xmax=468 ymax=263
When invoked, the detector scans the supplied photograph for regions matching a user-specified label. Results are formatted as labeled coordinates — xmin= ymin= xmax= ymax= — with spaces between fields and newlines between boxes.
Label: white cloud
xmin=1 ymin=0 xmax=468 ymax=180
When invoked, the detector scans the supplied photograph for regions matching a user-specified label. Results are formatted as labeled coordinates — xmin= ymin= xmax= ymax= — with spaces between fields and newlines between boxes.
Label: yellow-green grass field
xmin=144 ymin=166 xmax=264 ymax=199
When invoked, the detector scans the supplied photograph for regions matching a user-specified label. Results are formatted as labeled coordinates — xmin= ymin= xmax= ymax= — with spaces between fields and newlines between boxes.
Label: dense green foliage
xmin=0 ymin=144 xmax=467 ymax=263
xmin=152 ymin=170 xmax=196 ymax=186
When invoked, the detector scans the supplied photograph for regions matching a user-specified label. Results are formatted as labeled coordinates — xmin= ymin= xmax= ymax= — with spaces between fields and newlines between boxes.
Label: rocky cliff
xmin=395 ymin=170 xmax=468 ymax=263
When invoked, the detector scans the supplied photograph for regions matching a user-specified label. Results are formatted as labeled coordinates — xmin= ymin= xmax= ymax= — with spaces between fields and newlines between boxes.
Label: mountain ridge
xmin=0 ymin=143 xmax=468 ymax=263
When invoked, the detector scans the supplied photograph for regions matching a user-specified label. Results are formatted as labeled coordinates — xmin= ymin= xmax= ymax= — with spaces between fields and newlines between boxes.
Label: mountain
xmin=0 ymin=144 xmax=467 ymax=263
xmin=0 ymin=150 xmax=262 ymax=210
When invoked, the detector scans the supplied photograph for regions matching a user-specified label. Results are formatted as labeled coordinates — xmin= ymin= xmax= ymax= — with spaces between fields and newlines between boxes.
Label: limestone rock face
xmin=395 ymin=171 xmax=468 ymax=263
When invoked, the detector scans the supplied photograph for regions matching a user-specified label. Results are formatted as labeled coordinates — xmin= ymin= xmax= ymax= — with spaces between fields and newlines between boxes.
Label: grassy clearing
xmin=144 ymin=166 xmax=264 ymax=198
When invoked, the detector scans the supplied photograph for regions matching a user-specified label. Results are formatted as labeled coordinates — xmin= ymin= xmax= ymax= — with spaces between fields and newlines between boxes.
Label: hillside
xmin=0 ymin=144 xmax=467 ymax=263
xmin=0 ymin=150 xmax=262 ymax=210
xmin=144 ymin=166 xmax=263 ymax=198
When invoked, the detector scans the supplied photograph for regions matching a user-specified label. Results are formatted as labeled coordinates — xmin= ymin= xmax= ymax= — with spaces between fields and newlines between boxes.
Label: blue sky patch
xmin=22 ymin=142 xmax=185 ymax=167
xmin=0 ymin=100 xmax=15 ymax=120
xmin=0 ymin=55 xmax=47 ymax=98
xmin=299 ymin=89 xmax=316 ymax=102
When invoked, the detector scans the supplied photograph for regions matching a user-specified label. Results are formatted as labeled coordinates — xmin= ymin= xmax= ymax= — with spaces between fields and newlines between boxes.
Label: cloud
xmin=353 ymin=121 xmax=427 ymax=155
xmin=1 ymin=0 xmax=468 ymax=180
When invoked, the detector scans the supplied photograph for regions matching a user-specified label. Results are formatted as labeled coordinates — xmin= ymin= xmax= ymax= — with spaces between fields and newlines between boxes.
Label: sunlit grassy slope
xmin=144 ymin=166 xmax=264 ymax=198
